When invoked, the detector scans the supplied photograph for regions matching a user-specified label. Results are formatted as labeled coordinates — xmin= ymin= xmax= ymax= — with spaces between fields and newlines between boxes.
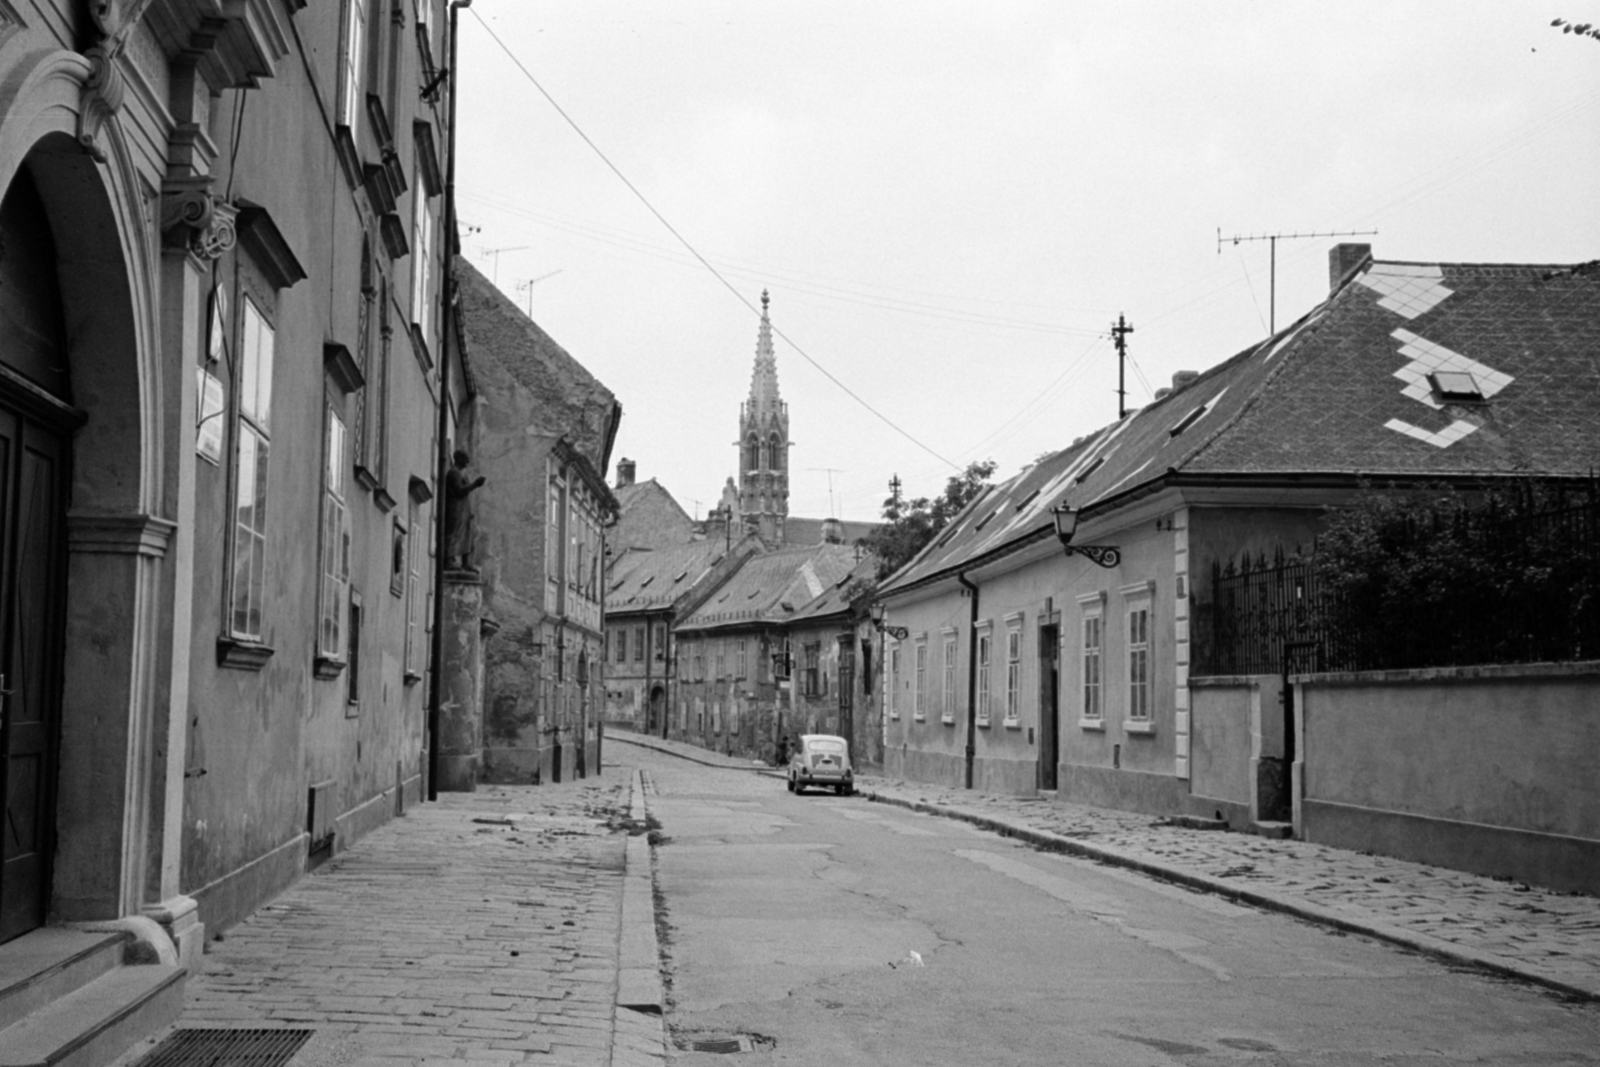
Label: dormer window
xmin=1430 ymin=370 xmax=1484 ymax=402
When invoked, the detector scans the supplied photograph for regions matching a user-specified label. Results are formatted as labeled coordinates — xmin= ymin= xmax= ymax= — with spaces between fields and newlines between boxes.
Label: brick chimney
xmin=1171 ymin=370 xmax=1200 ymax=392
xmin=616 ymin=457 xmax=636 ymax=488
xmin=1329 ymin=243 xmax=1372 ymax=292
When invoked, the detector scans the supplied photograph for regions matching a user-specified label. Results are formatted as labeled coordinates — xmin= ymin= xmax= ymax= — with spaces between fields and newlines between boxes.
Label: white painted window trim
xmin=1003 ymin=622 xmax=1022 ymax=726
xmin=974 ymin=621 xmax=993 ymax=727
xmin=1124 ymin=583 xmax=1154 ymax=726
xmin=1080 ymin=594 xmax=1104 ymax=725
xmin=940 ymin=627 xmax=959 ymax=725
xmin=913 ymin=635 xmax=928 ymax=722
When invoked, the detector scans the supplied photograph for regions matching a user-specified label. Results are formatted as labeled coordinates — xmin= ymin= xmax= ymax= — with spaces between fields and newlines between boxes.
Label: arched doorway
xmin=0 ymin=163 xmax=75 ymax=942
xmin=648 ymin=684 xmax=664 ymax=733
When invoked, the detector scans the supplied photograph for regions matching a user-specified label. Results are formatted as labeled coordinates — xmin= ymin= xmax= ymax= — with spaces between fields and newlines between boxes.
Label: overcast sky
xmin=454 ymin=2 xmax=1600 ymax=523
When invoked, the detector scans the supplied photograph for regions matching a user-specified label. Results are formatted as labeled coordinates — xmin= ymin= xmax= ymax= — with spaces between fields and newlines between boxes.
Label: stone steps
xmin=0 ymin=928 xmax=184 ymax=1067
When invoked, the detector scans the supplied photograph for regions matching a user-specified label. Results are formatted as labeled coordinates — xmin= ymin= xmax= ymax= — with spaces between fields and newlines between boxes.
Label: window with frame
xmin=735 ymin=638 xmax=747 ymax=678
xmin=654 ymin=623 xmax=667 ymax=662
xmin=888 ymin=644 xmax=901 ymax=719
xmin=404 ymin=503 xmax=423 ymax=681
xmin=715 ymin=645 xmax=726 ymax=681
xmin=346 ymin=591 xmax=362 ymax=711
xmin=1005 ymin=627 xmax=1022 ymax=722
xmin=340 ymin=0 xmax=367 ymax=132
xmin=976 ymin=629 xmax=992 ymax=725
xmin=1082 ymin=609 xmax=1103 ymax=720
xmin=913 ymin=641 xmax=927 ymax=721
xmin=941 ymin=633 xmax=958 ymax=723
xmin=634 ymin=625 xmax=645 ymax=663
xmin=390 ymin=519 xmax=406 ymax=597
xmin=410 ymin=167 xmax=435 ymax=341
xmin=229 ymin=297 xmax=275 ymax=643
xmin=1128 ymin=603 xmax=1151 ymax=721
xmin=318 ymin=400 xmax=352 ymax=662
xmin=803 ymin=642 xmax=820 ymax=697
xmin=615 ymin=627 xmax=627 ymax=664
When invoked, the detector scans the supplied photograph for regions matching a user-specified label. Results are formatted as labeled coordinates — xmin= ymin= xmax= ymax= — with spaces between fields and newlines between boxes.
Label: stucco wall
xmin=1299 ymin=665 xmax=1600 ymax=894
xmin=1188 ymin=681 xmax=1252 ymax=808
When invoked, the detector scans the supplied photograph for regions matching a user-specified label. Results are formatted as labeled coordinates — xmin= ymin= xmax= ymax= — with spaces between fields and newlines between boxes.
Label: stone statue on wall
xmin=444 ymin=449 xmax=486 ymax=572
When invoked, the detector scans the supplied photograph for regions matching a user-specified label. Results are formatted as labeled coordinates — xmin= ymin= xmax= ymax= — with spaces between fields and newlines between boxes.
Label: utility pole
xmin=888 ymin=474 xmax=903 ymax=514
xmin=1110 ymin=314 xmax=1134 ymax=419
xmin=1218 ymin=228 xmax=1378 ymax=334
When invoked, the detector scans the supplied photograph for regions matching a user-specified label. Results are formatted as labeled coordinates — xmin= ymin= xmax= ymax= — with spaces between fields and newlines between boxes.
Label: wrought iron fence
xmin=1200 ymin=493 xmax=1600 ymax=675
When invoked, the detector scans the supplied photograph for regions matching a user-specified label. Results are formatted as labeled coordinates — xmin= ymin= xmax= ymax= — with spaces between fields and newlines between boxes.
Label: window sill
xmin=404 ymin=670 xmax=423 ymax=686
xmin=1079 ymin=717 xmax=1106 ymax=731
xmin=1003 ymin=718 xmax=1023 ymax=730
xmin=941 ymin=714 xmax=956 ymax=726
xmin=976 ymin=717 xmax=991 ymax=729
xmin=314 ymin=655 xmax=347 ymax=680
xmin=889 ymin=712 xmax=900 ymax=721
xmin=217 ymin=637 xmax=274 ymax=671
xmin=913 ymin=714 xmax=926 ymax=723
xmin=1124 ymin=720 xmax=1156 ymax=735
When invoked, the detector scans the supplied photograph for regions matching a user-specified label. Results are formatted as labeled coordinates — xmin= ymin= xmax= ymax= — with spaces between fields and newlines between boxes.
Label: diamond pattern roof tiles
xmin=879 ymin=257 xmax=1600 ymax=595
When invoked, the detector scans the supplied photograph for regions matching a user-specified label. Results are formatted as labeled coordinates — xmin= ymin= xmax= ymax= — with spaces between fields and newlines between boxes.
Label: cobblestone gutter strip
xmin=864 ymin=790 xmax=1599 ymax=1004
xmin=611 ymin=770 xmax=669 ymax=1067
xmin=607 ymin=732 xmax=768 ymax=771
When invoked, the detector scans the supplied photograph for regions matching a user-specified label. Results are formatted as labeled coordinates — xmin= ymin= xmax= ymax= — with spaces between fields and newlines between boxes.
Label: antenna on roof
xmin=483 ymin=244 xmax=530 ymax=285
xmin=1218 ymin=228 xmax=1378 ymax=334
xmin=809 ymin=468 xmax=843 ymax=518
xmin=1110 ymin=314 xmax=1134 ymax=419
xmin=515 ymin=270 xmax=563 ymax=316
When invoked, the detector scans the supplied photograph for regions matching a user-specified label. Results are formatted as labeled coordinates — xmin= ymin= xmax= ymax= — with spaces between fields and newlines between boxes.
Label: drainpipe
xmin=958 ymin=572 xmax=979 ymax=790
xmin=427 ymin=0 xmax=472 ymax=802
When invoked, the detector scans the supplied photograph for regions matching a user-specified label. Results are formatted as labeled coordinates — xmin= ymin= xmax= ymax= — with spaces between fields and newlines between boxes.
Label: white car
xmin=788 ymin=734 xmax=854 ymax=796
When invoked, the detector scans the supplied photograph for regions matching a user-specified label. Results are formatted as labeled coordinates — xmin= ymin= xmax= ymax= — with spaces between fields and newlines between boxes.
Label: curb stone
xmin=612 ymin=769 xmax=669 ymax=1066
xmin=865 ymin=790 xmax=1599 ymax=1003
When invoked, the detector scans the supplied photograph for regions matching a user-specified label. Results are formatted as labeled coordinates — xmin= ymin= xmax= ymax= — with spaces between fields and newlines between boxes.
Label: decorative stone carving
xmin=89 ymin=0 xmax=157 ymax=40
xmin=76 ymin=42 xmax=126 ymax=163
xmin=160 ymin=182 xmax=238 ymax=262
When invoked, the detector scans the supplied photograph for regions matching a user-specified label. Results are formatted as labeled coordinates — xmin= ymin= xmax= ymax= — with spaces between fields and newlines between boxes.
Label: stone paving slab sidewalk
xmin=610 ymin=730 xmax=1600 ymax=1003
xmin=111 ymin=770 xmax=665 ymax=1067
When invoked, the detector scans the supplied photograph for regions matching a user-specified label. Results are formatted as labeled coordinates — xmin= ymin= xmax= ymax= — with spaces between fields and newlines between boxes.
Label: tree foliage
xmin=859 ymin=460 xmax=997 ymax=580
xmin=1313 ymin=480 xmax=1600 ymax=668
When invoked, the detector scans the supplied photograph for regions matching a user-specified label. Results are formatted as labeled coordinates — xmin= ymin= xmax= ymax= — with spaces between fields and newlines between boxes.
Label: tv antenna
xmin=515 ymin=270 xmax=564 ymax=316
xmin=484 ymin=244 xmax=529 ymax=285
xmin=1218 ymin=228 xmax=1377 ymax=334
xmin=809 ymin=468 xmax=844 ymax=517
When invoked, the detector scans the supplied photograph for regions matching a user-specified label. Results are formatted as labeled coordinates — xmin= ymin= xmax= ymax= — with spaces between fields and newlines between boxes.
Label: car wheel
xmin=786 ymin=776 xmax=794 ymax=792
xmin=842 ymin=784 xmax=854 ymax=797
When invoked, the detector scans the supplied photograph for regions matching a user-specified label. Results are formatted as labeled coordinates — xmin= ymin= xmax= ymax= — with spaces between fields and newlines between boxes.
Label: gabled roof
xmin=605 ymin=541 xmax=732 ymax=615
xmin=676 ymin=543 xmax=862 ymax=633
xmin=786 ymin=554 xmax=876 ymax=627
xmin=882 ymin=255 xmax=1600 ymax=595
xmin=612 ymin=478 xmax=696 ymax=551
xmin=455 ymin=256 xmax=619 ymax=476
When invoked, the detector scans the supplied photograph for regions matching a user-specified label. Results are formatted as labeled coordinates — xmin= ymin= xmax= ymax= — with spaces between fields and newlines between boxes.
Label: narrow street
xmin=634 ymin=747 xmax=1600 ymax=1066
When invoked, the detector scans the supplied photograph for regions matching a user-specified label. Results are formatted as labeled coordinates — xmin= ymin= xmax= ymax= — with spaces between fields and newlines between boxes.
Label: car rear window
xmin=807 ymin=739 xmax=846 ymax=754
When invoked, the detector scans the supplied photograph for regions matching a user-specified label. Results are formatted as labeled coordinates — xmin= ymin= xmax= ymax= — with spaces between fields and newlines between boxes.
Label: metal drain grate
xmin=689 ymin=1037 xmax=747 ymax=1054
xmin=134 ymin=1028 xmax=314 ymax=1067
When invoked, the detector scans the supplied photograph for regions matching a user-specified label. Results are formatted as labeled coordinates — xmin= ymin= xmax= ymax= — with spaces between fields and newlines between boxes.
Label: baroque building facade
xmin=0 ymin=1 xmax=459 ymax=1058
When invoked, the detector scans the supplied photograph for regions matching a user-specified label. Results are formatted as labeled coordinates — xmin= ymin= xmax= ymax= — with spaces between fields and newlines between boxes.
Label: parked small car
xmin=788 ymin=734 xmax=853 ymax=795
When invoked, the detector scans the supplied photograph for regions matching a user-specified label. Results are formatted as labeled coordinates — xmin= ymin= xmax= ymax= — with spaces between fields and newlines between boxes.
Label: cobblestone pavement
xmin=116 ymin=770 xmax=650 ymax=1067
xmin=609 ymin=731 xmax=1600 ymax=1002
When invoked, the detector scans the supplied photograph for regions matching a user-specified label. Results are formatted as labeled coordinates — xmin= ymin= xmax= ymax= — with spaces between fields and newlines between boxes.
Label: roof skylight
xmin=1430 ymin=370 xmax=1484 ymax=401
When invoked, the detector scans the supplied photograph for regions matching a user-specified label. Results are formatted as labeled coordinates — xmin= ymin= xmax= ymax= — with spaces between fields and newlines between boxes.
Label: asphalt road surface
xmin=632 ymin=748 xmax=1600 ymax=1066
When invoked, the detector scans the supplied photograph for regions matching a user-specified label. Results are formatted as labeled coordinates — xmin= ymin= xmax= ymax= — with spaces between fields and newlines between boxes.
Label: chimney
xmin=1328 ymin=243 xmax=1372 ymax=292
xmin=616 ymin=457 xmax=636 ymax=488
xmin=1171 ymin=370 xmax=1200 ymax=392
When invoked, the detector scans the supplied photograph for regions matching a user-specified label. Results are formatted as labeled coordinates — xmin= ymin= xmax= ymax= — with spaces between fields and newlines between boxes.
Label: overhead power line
xmin=468 ymin=9 xmax=960 ymax=472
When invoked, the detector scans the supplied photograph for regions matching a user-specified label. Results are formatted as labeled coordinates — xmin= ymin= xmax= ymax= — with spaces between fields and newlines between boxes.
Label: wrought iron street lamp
xmin=869 ymin=601 xmax=910 ymax=640
xmin=1051 ymin=505 xmax=1122 ymax=568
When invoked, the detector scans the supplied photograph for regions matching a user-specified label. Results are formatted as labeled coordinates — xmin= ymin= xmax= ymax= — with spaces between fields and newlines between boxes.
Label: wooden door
xmin=0 ymin=403 xmax=68 ymax=942
xmin=1038 ymin=624 xmax=1059 ymax=791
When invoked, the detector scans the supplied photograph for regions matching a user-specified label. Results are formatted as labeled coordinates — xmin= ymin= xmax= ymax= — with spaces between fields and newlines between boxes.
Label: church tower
xmin=738 ymin=290 xmax=790 ymax=547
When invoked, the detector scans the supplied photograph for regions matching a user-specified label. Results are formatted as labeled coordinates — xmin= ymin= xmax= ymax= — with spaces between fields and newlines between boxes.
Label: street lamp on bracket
xmin=1051 ymin=505 xmax=1122 ymax=569
xmin=869 ymin=601 xmax=910 ymax=640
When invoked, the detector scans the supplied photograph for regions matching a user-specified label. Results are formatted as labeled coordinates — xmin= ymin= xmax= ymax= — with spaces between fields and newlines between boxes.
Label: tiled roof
xmin=605 ymin=541 xmax=730 ymax=614
xmin=676 ymin=543 xmax=862 ymax=632
xmin=882 ymin=256 xmax=1600 ymax=594
xmin=455 ymin=257 xmax=617 ymax=474
xmin=785 ymin=554 xmax=877 ymax=626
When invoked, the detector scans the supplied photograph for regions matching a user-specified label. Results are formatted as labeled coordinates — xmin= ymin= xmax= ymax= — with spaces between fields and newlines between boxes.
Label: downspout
xmin=958 ymin=572 xmax=979 ymax=790
xmin=427 ymin=0 xmax=472 ymax=802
